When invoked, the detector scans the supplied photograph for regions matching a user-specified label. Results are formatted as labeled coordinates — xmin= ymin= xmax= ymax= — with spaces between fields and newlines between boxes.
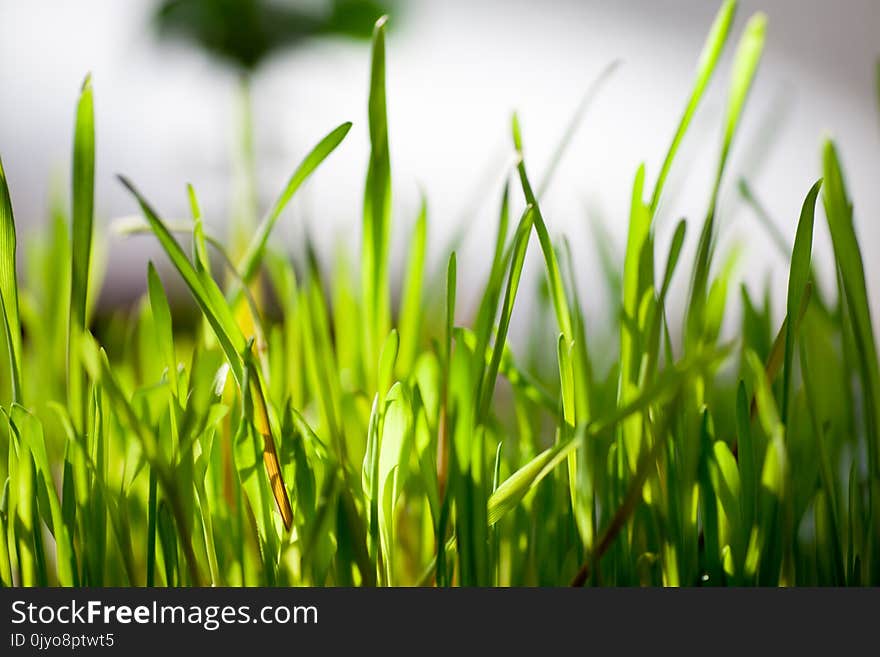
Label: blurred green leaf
xmin=156 ymin=0 xmax=388 ymax=71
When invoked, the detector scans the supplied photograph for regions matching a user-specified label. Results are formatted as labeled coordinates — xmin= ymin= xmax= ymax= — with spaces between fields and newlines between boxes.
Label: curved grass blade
xmin=117 ymin=176 xmax=246 ymax=384
xmin=781 ymin=179 xmax=821 ymax=422
xmin=512 ymin=114 xmax=573 ymax=343
xmin=649 ymin=0 xmax=737 ymax=213
xmin=0 ymin=156 xmax=22 ymax=403
xmin=120 ymin=178 xmax=294 ymax=531
xmin=489 ymin=346 xmax=726 ymax=525
xmin=822 ymin=140 xmax=880 ymax=502
xmin=478 ymin=206 xmax=534 ymax=421
xmin=237 ymin=121 xmax=352 ymax=283
xmin=687 ymin=12 xmax=767 ymax=346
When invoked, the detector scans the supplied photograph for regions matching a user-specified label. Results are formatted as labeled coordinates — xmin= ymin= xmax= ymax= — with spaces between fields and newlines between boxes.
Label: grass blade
xmin=0 ymin=156 xmax=22 ymax=403
xmin=512 ymin=115 xmax=573 ymax=343
xmin=118 ymin=176 xmax=246 ymax=383
xmin=362 ymin=16 xmax=392 ymax=389
xmin=649 ymin=0 xmax=737 ymax=213
xmin=687 ymin=12 xmax=767 ymax=347
xmin=237 ymin=121 xmax=352 ymax=283
xmin=397 ymin=196 xmax=427 ymax=375
xmin=68 ymin=75 xmax=95 ymax=430
xmin=781 ymin=180 xmax=821 ymax=422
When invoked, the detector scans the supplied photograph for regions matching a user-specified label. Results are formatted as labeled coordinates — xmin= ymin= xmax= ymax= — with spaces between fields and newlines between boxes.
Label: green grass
xmin=1 ymin=1 xmax=879 ymax=586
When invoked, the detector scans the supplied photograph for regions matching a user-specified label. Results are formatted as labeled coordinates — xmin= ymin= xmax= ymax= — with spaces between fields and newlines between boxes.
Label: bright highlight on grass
xmin=0 ymin=1 xmax=878 ymax=586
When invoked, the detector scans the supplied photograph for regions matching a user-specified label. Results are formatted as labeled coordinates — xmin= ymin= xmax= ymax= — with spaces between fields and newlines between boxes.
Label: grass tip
xmin=745 ymin=11 xmax=768 ymax=34
xmin=511 ymin=112 xmax=523 ymax=153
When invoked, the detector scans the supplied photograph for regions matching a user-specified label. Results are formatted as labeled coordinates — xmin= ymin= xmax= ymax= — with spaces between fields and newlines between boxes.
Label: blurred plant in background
xmin=155 ymin=0 xmax=389 ymax=254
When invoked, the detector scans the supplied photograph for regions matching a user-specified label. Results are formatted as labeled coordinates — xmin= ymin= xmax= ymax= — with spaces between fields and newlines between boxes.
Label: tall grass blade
xmin=397 ymin=197 xmax=427 ymax=375
xmin=68 ymin=75 xmax=95 ymax=430
xmin=0 ymin=157 xmax=22 ymax=403
xmin=687 ymin=12 xmax=767 ymax=347
xmin=649 ymin=0 xmax=737 ymax=212
xmin=362 ymin=16 xmax=392 ymax=389
xmin=781 ymin=180 xmax=821 ymax=422
xmin=237 ymin=121 xmax=352 ymax=283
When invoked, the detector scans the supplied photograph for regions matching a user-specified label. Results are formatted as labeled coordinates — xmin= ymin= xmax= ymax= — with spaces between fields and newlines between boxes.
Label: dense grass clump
xmin=0 ymin=1 xmax=878 ymax=586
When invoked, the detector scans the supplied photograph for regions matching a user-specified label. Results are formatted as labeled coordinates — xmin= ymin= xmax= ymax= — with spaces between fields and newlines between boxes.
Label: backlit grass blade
xmin=397 ymin=196 xmax=427 ymax=375
xmin=799 ymin=340 xmax=847 ymax=585
xmin=639 ymin=219 xmax=688 ymax=390
xmin=378 ymin=329 xmax=399 ymax=402
xmin=661 ymin=219 xmax=687 ymax=300
xmin=487 ymin=427 xmax=577 ymax=526
xmin=561 ymin=236 xmax=595 ymax=423
xmin=735 ymin=381 xmax=757 ymax=535
xmin=445 ymin=253 xmax=456 ymax=370
xmin=147 ymin=262 xmax=179 ymax=395
xmin=436 ymin=252 xmax=456 ymax=502
xmin=81 ymin=338 xmax=203 ymax=586
xmin=489 ymin=347 xmax=724 ymax=525
xmin=512 ymin=114 xmax=573 ymax=343
xmin=378 ymin=382 xmax=413 ymax=584
xmin=237 ymin=121 xmax=352 ymax=283
xmin=118 ymin=176 xmax=246 ymax=384
xmin=244 ymin=349 xmax=293 ymax=532
xmin=5 ymin=420 xmax=45 ymax=585
xmin=362 ymin=16 xmax=392 ymax=389
xmin=471 ymin=182 xmax=511 ymax=410
xmin=822 ymin=141 xmax=880 ymax=576
xmin=781 ymin=179 xmax=821 ymax=422
xmin=558 ymin=334 xmax=575 ymax=428
xmin=720 ymin=14 xmax=767 ymax=175
xmin=649 ymin=0 xmax=737 ymax=213
xmin=478 ymin=206 xmax=534 ymax=421
xmin=823 ymin=142 xmax=880 ymax=464
xmin=120 ymin=178 xmax=295 ymax=531
xmin=617 ymin=164 xmax=651 ymax=472
xmin=459 ymin=328 xmax=558 ymax=416
xmin=687 ymin=12 xmax=767 ymax=346
xmin=0 ymin=156 xmax=22 ymax=404
xmin=9 ymin=405 xmax=76 ymax=585
xmin=68 ymin=75 xmax=95 ymax=430
xmin=0 ymin=478 xmax=12 ymax=586
xmin=711 ymin=439 xmax=743 ymax=575
xmin=698 ymin=410 xmax=722 ymax=583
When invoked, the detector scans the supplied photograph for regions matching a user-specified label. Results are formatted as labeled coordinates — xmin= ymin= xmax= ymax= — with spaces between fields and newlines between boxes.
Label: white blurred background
xmin=0 ymin=0 xmax=877 ymax=345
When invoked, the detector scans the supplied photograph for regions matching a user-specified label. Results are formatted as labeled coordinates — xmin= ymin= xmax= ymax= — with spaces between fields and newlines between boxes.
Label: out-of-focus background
xmin=0 ymin=0 xmax=877 ymax=341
